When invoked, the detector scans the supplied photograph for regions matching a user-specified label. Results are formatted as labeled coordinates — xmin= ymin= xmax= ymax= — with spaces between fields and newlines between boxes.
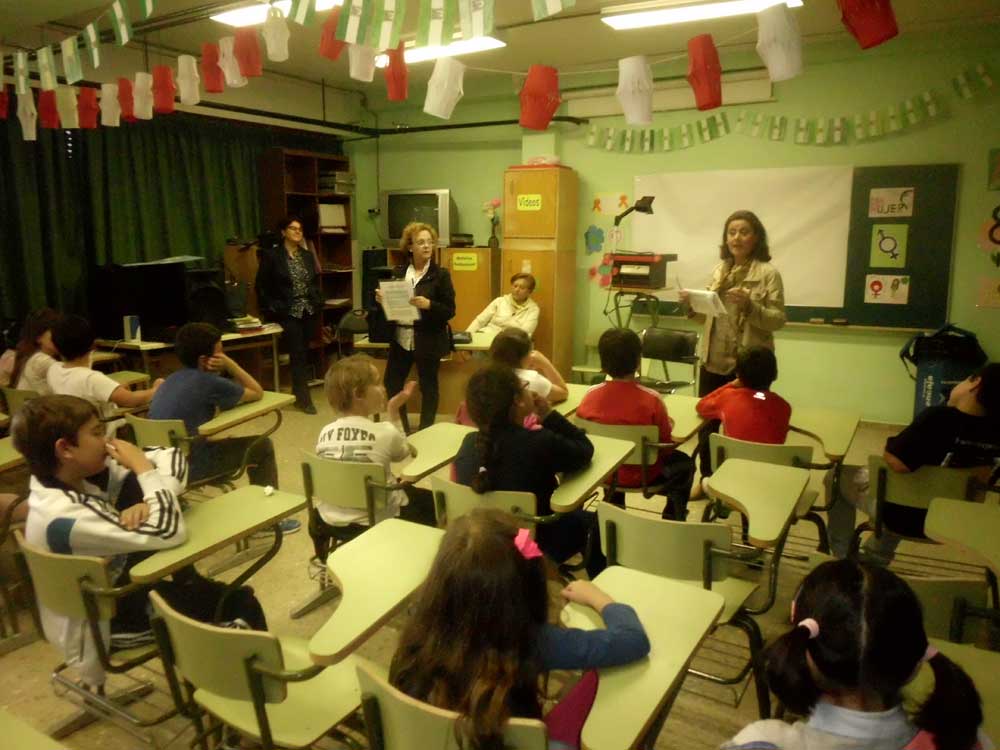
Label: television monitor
xmin=379 ymin=189 xmax=458 ymax=247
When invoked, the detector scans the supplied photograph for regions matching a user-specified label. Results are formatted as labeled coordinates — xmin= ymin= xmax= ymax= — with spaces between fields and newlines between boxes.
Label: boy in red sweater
xmin=576 ymin=328 xmax=695 ymax=520
xmin=696 ymin=346 xmax=791 ymax=446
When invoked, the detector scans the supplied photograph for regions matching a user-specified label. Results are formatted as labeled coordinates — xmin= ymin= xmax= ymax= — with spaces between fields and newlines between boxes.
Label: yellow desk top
xmin=309 ymin=519 xmax=445 ymax=665
xmin=129 ymin=485 xmax=305 ymax=583
xmin=662 ymin=393 xmax=703 ymax=443
xmin=704 ymin=458 xmax=810 ymax=547
xmin=354 ymin=329 xmax=497 ymax=352
xmin=1 ymin=708 xmax=69 ymax=750
xmin=107 ymin=370 xmax=150 ymax=388
xmin=554 ymin=383 xmax=590 ymax=416
xmin=550 ymin=434 xmax=634 ymax=513
xmin=562 ymin=566 xmax=725 ymax=750
xmin=0 ymin=436 xmax=25 ymax=473
xmin=789 ymin=406 xmax=860 ymax=461
xmin=398 ymin=422 xmax=475 ymax=482
xmin=0 ymin=411 xmax=8 ymax=429
xmin=198 ymin=391 xmax=295 ymax=436
xmin=925 ymin=497 xmax=1000 ymax=577
xmin=96 ymin=324 xmax=283 ymax=352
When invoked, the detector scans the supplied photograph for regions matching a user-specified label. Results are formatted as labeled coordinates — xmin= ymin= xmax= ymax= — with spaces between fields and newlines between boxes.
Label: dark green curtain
xmin=0 ymin=109 xmax=342 ymax=320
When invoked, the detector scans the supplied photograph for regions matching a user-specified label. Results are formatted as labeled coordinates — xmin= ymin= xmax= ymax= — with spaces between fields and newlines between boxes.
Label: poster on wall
xmin=869 ymin=224 xmax=908 ymax=268
xmin=868 ymin=187 xmax=915 ymax=218
xmin=864 ymin=274 xmax=910 ymax=304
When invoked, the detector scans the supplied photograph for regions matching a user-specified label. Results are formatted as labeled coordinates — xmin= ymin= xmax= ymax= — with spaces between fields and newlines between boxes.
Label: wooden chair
xmin=597 ymin=502 xmax=770 ymax=718
xmin=571 ymin=328 xmax=604 ymax=385
xmin=356 ymin=659 xmax=547 ymax=750
xmin=0 ymin=386 xmax=39 ymax=417
xmin=149 ymin=591 xmax=360 ymax=750
xmin=638 ymin=327 xmax=698 ymax=394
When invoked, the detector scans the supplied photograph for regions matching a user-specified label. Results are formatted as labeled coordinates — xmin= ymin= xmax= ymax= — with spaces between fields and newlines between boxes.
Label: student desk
xmin=788 ymin=406 xmax=860 ymax=461
xmin=662 ymin=393 xmax=703 ymax=443
xmin=561 ymin=566 xmax=725 ymax=750
xmin=925 ymin=497 xmax=1000 ymax=577
xmin=0 ymin=412 xmax=8 ymax=430
xmin=1 ymin=708 xmax=69 ymax=750
xmin=0 ymin=437 xmax=24 ymax=473
xmin=550 ymin=435 xmax=635 ymax=513
xmin=398 ymin=422 xmax=474 ymax=482
xmin=309 ymin=519 xmax=444 ymax=666
xmin=553 ymin=382 xmax=590 ymax=416
xmin=107 ymin=370 xmax=150 ymax=388
xmin=197 ymin=391 xmax=296 ymax=437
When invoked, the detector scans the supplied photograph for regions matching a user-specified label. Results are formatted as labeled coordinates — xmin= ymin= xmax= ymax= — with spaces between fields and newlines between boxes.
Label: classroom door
xmin=503 ymin=249 xmax=555 ymax=358
xmin=504 ymin=169 xmax=559 ymax=239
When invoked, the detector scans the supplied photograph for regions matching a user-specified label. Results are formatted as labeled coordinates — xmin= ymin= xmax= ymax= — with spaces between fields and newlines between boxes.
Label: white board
xmin=631 ymin=166 xmax=853 ymax=308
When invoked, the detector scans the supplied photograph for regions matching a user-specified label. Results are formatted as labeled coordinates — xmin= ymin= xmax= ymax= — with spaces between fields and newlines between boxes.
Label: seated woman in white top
xmin=466 ymin=272 xmax=540 ymax=336
xmin=10 ymin=308 xmax=62 ymax=396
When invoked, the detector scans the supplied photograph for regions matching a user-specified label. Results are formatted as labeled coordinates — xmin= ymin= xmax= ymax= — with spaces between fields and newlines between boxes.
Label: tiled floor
xmin=0 ymin=395 xmax=987 ymax=749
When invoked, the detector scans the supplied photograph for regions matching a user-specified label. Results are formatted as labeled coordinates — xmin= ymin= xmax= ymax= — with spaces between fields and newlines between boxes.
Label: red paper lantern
xmin=837 ymin=0 xmax=898 ymax=50
xmin=38 ymin=90 xmax=60 ymax=129
xmin=519 ymin=64 xmax=561 ymax=131
xmin=0 ymin=85 xmax=8 ymax=120
xmin=384 ymin=42 xmax=408 ymax=102
xmin=319 ymin=8 xmax=346 ymax=61
xmin=118 ymin=77 xmax=137 ymax=122
xmin=152 ymin=65 xmax=177 ymax=114
xmin=78 ymin=87 xmax=100 ymax=128
xmin=233 ymin=28 xmax=263 ymax=77
xmin=686 ymin=34 xmax=722 ymax=111
xmin=200 ymin=43 xmax=226 ymax=93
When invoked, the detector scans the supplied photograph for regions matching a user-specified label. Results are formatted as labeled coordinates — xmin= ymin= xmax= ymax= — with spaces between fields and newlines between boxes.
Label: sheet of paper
xmin=379 ymin=280 xmax=420 ymax=323
xmin=684 ymin=288 xmax=727 ymax=316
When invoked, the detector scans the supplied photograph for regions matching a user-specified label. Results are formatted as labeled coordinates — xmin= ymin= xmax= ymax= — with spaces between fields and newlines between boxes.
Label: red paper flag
xmin=200 ymin=43 xmax=226 ymax=93
xmin=78 ymin=87 xmax=100 ymax=128
xmin=686 ymin=34 xmax=722 ymax=111
xmin=838 ymin=0 xmax=898 ymax=49
xmin=319 ymin=8 xmax=347 ymax=61
xmin=233 ymin=28 xmax=263 ymax=77
xmin=152 ymin=65 xmax=177 ymax=113
xmin=118 ymin=77 xmax=138 ymax=122
xmin=38 ymin=90 xmax=60 ymax=129
xmin=519 ymin=64 xmax=561 ymax=131
xmin=384 ymin=42 xmax=408 ymax=101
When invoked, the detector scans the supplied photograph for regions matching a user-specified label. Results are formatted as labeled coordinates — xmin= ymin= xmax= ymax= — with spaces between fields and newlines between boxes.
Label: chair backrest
xmin=869 ymin=456 xmax=979 ymax=511
xmin=597 ymin=502 xmax=731 ymax=584
xmin=337 ymin=309 xmax=372 ymax=337
xmin=709 ymin=433 xmax=813 ymax=473
xmin=356 ymin=660 xmax=547 ymax=750
xmin=1 ymin=387 xmax=39 ymax=416
xmin=640 ymin=327 xmax=698 ymax=364
xmin=302 ymin=454 xmax=390 ymax=517
xmin=572 ymin=417 xmax=660 ymax=465
xmin=15 ymin=531 xmax=116 ymax=620
xmin=125 ymin=413 xmax=190 ymax=455
xmin=430 ymin=476 xmax=537 ymax=526
xmin=901 ymin=573 xmax=989 ymax=642
xmin=149 ymin=590 xmax=287 ymax=703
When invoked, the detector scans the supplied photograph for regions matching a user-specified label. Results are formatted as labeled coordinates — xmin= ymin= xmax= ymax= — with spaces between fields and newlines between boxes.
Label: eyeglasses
xmin=413 ymin=239 xmax=435 ymax=247
xmin=287 ymin=225 xmax=303 ymax=232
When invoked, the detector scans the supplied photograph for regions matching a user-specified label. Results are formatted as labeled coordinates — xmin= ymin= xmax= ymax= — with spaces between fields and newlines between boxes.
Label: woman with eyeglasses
xmin=255 ymin=215 xmax=324 ymax=414
xmin=375 ymin=222 xmax=456 ymax=433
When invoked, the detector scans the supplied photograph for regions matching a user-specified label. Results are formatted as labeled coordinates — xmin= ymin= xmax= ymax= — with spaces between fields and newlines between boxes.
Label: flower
xmin=482 ymin=198 xmax=501 ymax=221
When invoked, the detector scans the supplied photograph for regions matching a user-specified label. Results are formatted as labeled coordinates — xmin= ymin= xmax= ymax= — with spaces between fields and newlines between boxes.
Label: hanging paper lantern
xmin=0 ymin=85 xmax=8 ymax=120
xmin=200 ymin=43 xmax=226 ymax=93
xmin=319 ymin=7 xmax=346 ymax=61
xmin=178 ymin=55 xmax=201 ymax=106
xmin=262 ymin=5 xmax=290 ymax=62
xmin=519 ymin=65 xmax=561 ymax=131
xmin=38 ymin=90 xmax=60 ymax=129
xmin=218 ymin=37 xmax=248 ymax=87
xmin=55 ymin=87 xmax=80 ymax=129
xmin=118 ymin=77 xmax=137 ymax=122
xmin=101 ymin=83 xmax=121 ymax=127
xmin=152 ymin=65 xmax=176 ymax=113
xmin=756 ymin=4 xmax=802 ymax=82
xmin=423 ymin=57 xmax=465 ymax=120
xmin=233 ymin=28 xmax=264 ymax=78
xmin=348 ymin=45 xmax=376 ymax=83
xmin=384 ymin=41 xmax=408 ymax=102
xmin=78 ymin=87 xmax=100 ymax=128
xmin=686 ymin=34 xmax=722 ymax=111
xmin=838 ymin=0 xmax=897 ymax=49
xmin=616 ymin=56 xmax=653 ymax=125
xmin=17 ymin=90 xmax=38 ymax=141
xmin=134 ymin=72 xmax=154 ymax=120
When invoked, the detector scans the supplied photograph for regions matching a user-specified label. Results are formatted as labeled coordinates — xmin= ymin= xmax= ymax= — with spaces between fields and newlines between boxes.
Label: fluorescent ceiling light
xmin=374 ymin=35 xmax=506 ymax=68
xmin=602 ymin=0 xmax=802 ymax=30
xmin=212 ymin=0 xmax=341 ymax=28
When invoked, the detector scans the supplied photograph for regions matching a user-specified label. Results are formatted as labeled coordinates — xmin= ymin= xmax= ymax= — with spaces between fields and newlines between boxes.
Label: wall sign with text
xmin=516 ymin=194 xmax=543 ymax=211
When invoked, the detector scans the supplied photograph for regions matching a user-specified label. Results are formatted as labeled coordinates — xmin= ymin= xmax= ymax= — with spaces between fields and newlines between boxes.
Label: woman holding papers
xmin=679 ymin=210 xmax=786 ymax=476
xmin=376 ymin=222 xmax=456 ymax=433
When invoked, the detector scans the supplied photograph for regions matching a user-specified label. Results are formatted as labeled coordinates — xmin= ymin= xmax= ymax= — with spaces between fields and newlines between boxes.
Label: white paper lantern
xmin=178 ymin=55 xmax=201 ymax=106
xmin=218 ymin=36 xmax=248 ymax=88
xmin=134 ymin=72 xmax=154 ymax=120
xmin=17 ymin=91 xmax=38 ymax=141
xmin=756 ymin=3 xmax=802 ymax=82
xmin=101 ymin=83 xmax=121 ymax=127
xmin=423 ymin=57 xmax=465 ymax=120
xmin=55 ymin=86 xmax=80 ymax=129
xmin=348 ymin=44 xmax=376 ymax=83
xmin=262 ymin=6 xmax=291 ymax=62
xmin=616 ymin=56 xmax=653 ymax=125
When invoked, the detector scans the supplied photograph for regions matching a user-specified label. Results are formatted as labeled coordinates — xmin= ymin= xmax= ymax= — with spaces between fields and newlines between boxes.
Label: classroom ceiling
xmin=7 ymin=0 xmax=1000 ymax=92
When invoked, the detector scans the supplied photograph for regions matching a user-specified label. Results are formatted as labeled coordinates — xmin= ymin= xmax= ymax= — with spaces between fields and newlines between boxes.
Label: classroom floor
xmin=0 ymin=396 xmax=986 ymax=750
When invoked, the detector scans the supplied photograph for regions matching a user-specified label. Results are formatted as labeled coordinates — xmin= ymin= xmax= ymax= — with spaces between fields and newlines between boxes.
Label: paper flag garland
xmin=201 ymin=43 xmax=226 ymax=93
xmin=55 ymin=87 xmax=79 ymax=129
xmin=417 ymin=0 xmax=458 ymax=48
xmin=78 ymin=87 xmax=100 ymax=128
xmin=139 ymin=0 xmax=155 ymax=19
xmin=17 ymin=91 xmax=38 ymax=141
xmin=384 ymin=41 xmax=408 ymax=101
xmin=458 ymin=0 xmax=494 ymax=40
xmin=84 ymin=23 xmax=102 ymax=68
xmin=100 ymin=83 xmax=121 ymax=126
xmin=152 ymin=65 xmax=176 ymax=113
xmin=337 ymin=0 xmax=374 ymax=44
xmin=233 ymin=28 xmax=264 ymax=78
xmin=531 ymin=0 xmax=575 ymax=22
xmin=61 ymin=36 xmax=84 ymax=84
xmin=424 ymin=56 xmax=465 ymax=119
xmin=617 ymin=56 xmax=653 ymax=126
xmin=262 ymin=6 xmax=291 ymax=62
xmin=15 ymin=51 xmax=29 ymax=95
xmin=687 ymin=34 xmax=722 ymax=111
xmin=288 ymin=0 xmax=315 ymax=25
xmin=372 ymin=0 xmax=407 ymax=51
xmin=756 ymin=3 xmax=802 ymax=82
xmin=110 ymin=0 xmax=134 ymax=45
xmin=519 ymin=64 xmax=560 ymax=131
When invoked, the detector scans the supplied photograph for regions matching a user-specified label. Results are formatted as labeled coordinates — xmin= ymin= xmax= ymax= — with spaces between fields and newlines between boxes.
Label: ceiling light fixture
xmin=374 ymin=35 xmax=506 ymax=68
xmin=601 ymin=0 xmax=802 ymax=30
xmin=211 ymin=0 xmax=342 ymax=28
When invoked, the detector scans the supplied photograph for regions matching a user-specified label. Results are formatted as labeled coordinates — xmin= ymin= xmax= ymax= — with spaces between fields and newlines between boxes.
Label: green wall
xmin=345 ymin=24 xmax=1000 ymax=425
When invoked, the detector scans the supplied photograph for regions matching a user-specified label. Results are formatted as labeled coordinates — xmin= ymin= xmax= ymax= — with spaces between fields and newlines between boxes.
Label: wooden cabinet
xmin=503 ymin=165 xmax=578 ymax=245
xmin=440 ymin=246 xmax=501 ymax=331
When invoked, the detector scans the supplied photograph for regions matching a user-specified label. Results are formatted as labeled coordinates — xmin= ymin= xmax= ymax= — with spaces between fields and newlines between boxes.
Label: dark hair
xmin=11 ymin=395 xmax=99 ymax=482
xmin=324 ymin=353 xmax=378 ymax=413
xmin=277 ymin=215 xmax=303 ymax=233
xmin=51 ymin=315 xmax=96 ymax=361
xmin=10 ymin=308 xmax=61 ymax=387
xmin=174 ymin=322 xmax=222 ymax=369
xmin=510 ymin=273 xmax=536 ymax=292
xmin=599 ymin=327 xmax=641 ymax=378
xmin=390 ymin=508 xmax=548 ymax=750
xmin=735 ymin=346 xmax=778 ymax=391
xmin=765 ymin=560 xmax=983 ymax=750
xmin=719 ymin=210 xmax=771 ymax=262
xmin=971 ymin=362 xmax=1000 ymax=419
xmin=465 ymin=365 xmax=523 ymax=494
xmin=489 ymin=328 xmax=532 ymax=368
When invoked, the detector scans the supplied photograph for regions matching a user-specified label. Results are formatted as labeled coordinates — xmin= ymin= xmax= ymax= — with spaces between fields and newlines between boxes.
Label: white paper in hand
xmin=684 ymin=289 xmax=728 ymax=316
xmin=379 ymin=280 xmax=420 ymax=323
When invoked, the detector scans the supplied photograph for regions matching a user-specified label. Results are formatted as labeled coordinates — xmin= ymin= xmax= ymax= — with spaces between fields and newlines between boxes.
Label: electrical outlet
xmin=368 ymin=208 xmax=381 ymax=216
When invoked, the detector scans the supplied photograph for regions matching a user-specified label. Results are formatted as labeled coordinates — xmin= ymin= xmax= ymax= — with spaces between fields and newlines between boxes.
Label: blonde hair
xmin=399 ymin=222 xmax=438 ymax=254
xmin=324 ymin=354 xmax=379 ymax=413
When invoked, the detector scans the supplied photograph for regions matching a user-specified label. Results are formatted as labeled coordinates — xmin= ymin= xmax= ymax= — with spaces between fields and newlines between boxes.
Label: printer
xmin=610 ymin=252 xmax=677 ymax=289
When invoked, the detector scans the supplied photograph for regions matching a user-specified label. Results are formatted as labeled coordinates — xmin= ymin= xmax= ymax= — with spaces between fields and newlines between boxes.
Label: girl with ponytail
xmin=453 ymin=364 xmax=604 ymax=577
xmin=723 ymin=559 xmax=989 ymax=750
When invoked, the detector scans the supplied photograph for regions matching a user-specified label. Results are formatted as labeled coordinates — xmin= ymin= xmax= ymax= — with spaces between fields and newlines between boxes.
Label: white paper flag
xmin=15 ymin=51 xmax=30 ymax=95
xmin=36 ymin=46 xmax=57 ymax=91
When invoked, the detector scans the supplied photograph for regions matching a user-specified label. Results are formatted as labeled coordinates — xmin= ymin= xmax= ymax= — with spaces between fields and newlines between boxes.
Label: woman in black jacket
xmin=376 ymin=222 xmax=456 ymax=432
xmin=255 ymin=215 xmax=324 ymax=413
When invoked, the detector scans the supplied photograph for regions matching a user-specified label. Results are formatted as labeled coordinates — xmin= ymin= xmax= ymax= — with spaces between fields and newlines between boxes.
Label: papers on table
xmin=684 ymin=288 xmax=727 ymax=316
xmin=379 ymin=280 xmax=420 ymax=323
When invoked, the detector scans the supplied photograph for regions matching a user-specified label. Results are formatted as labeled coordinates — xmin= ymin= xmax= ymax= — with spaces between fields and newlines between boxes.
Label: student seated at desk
xmin=391 ymin=508 xmax=649 ymax=750
xmin=12 ymin=396 xmax=265 ymax=688
xmin=490 ymin=326 xmax=568 ymax=403
xmin=10 ymin=307 xmax=61 ymax=396
xmin=454 ymin=365 xmax=603 ymax=577
xmin=828 ymin=363 xmax=1000 ymax=563
xmin=47 ymin=315 xmax=162 ymax=436
xmin=146 ymin=323 xmax=298 ymax=533
xmin=576 ymin=328 xmax=695 ymax=521
xmin=723 ymin=559 xmax=989 ymax=750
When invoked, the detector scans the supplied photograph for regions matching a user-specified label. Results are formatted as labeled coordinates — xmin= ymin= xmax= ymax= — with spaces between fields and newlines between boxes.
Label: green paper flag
xmin=531 ymin=0 xmax=575 ymax=22
xmin=458 ymin=0 xmax=495 ymax=39
xmin=661 ymin=127 xmax=672 ymax=151
xmin=288 ymin=0 xmax=315 ymax=25
xmin=36 ymin=45 xmax=57 ymax=90
xmin=61 ymin=36 xmax=84 ymax=84
xmin=697 ymin=119 xmax=712 ymax=143
xmin=84 ymin=22 xmax=102 ymax=68
xmin=109 ymin=1 xmax=133 ymax=45
xmin=370 ymin=0 xmax=406 ymax=50
xmin=769 ymin=115 xmax=787 ymax=141
xmin=338 ymin=0 xmax=375 ymax=44
xmin=794 ymin=117 xmax=810 ymax=144
xmin=622 ymin=129 xmax=634 ymax=152
xmin=853 ymin=114 xmax=867 ymax=141
xmin=140 ymin=0 xmax=154 ymax=19
xmin=604 ymin=127 xmax=617 ymax=151
xmin=417 ymin=0 xmax=458 ymax=47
